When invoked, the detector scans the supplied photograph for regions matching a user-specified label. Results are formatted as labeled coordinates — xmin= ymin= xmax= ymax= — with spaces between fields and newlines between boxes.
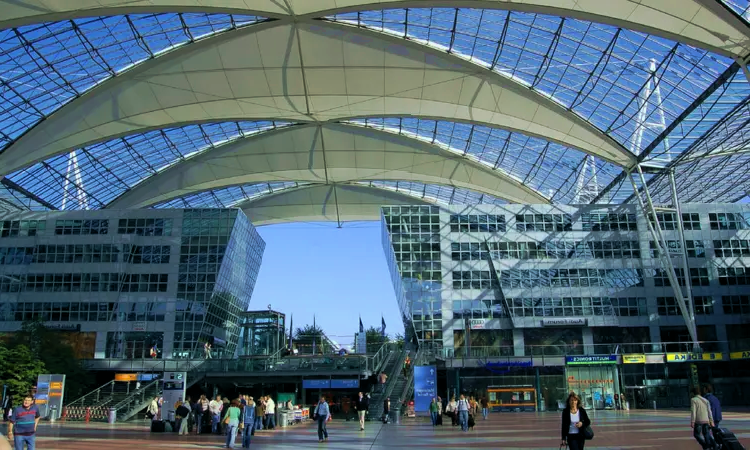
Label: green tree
xmin=9 ymin=319 xmax=94 ymax=400
xmin=294 ymin=324 xmax=331 ymax=354
xmin=0 ymin=343 xmax=46 ymax=399
xmin=393 ymin=332 xmax=405 ymax=351
xmin=364 ymin=326 xmax=389 ymax=353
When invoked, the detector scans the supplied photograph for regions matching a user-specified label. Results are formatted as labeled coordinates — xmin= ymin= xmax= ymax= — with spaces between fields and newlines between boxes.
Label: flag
xmin=312 ymin=314 xmax=317 ymax=354
xmin=381 ymin=316 xmax=386 ymax=337
xmin=359 ymin=316 xmax=364 ymax=333
xmin=289 ymin=314 xmax=293 ymax=349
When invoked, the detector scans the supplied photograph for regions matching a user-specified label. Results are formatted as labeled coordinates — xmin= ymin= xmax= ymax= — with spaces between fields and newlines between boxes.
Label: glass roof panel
xmin=361 ymin=181 xmax=508 ymax=206
xmin=6 ymin=121 xmax=290 ymax=210
xmin=326 ymin=8 xmax=732 ymax=155
xmin=0 ymin=13 xmax=266 ymax=150
xmin=154 ymin=182 xmax=303 ymax=209
xmin=347 ymin=117 xmax=620 ymax=204
xmin=721 ymin=0 xmax=750 ymax=18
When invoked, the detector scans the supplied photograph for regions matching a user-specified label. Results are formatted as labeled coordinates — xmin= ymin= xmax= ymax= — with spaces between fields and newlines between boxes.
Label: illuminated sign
xmin=622 ymin=354 xmax=646 ymax=364
xmin=115 ymin=373 xmax=138 ymax=382
xmin=666 ymin=352 xmax=723 ymax=362
xmin=729 ymin=350 xmax=750 ymax=360
xmin=541 ymin=318 xmax=587 ymax=327
xmin=565 ymin=355 xmax=617 ymax=365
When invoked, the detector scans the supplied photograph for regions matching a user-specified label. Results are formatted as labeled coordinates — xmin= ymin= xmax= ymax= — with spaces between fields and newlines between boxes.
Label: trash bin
xmin=390 ymin=408 xmax=400 ymax=425
xmin=108 ymin=408 xmax=117 ymax=424
xmin=279 ymin=412 xmax=289 ymax=428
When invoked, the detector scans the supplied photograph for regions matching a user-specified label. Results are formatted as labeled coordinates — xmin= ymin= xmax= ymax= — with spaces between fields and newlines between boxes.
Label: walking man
xmin=354 ymin=392 xmax=369 ymax=431
xmin=481 ymin=397 xmax=489 ymax=420
xmin=209 ymin=395 xmax=223 ymax=434
xmin=702 ymin=384 xmax=722 ymax=427
xmin=265 ymin=396 xmax=276 ymax=430
xmin=457 ymin=395 xmax=470 ymax=432
xmin=314 ymin=397 xmax=330 ymax=442
xmin=7 ymin=395 xmax=40 ymax=450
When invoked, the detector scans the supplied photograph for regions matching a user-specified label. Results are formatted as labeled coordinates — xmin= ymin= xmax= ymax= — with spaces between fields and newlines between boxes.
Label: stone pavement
xmin=8 ymin=410 xmax=750 ymax=449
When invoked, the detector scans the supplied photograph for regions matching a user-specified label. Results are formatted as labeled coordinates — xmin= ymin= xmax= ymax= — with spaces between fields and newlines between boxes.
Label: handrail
xmin=111 ymin=378 xmax=161 ymax=411
xmin=66 ymin=380 xmax=116 ymax=407
xmin=368 ymin=342 xmax=392 ymax=374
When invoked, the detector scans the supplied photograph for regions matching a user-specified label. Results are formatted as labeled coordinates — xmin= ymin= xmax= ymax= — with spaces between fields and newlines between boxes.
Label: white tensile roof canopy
xmin=0 ymin=0 xmax=749 ymax=223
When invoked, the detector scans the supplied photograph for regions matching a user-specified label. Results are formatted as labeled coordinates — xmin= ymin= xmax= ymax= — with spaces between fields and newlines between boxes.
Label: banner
xmin=730 ymin=350 xmax=750 ymax=360
xmin=622 ymin=354 xmax=646 ymax=364
xmin=565 ymin=355 xmax=617 ymax=365
xmin=413 ymin=365 xmax=437 ymax=413
xmin=666 ymin=352 xmax=723 ymax=362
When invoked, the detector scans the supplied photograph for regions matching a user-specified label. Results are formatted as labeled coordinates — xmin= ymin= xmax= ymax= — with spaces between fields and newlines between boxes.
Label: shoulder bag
xmin=583 ymin=425 xmax=594 ymax=440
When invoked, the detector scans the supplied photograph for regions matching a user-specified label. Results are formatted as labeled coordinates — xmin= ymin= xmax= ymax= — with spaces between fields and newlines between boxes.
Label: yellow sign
xmin=49 ymin=382 xmax=63 ymax=390
xmin=730 ymin=350 xmax=750 ymax=360
xmin=114 ymin=373 xmax=138 ymax=382
xmin=622 ymin=354 xmax=646 ymax=364
xmin=666 ymin=352 xmax=723 ymax=362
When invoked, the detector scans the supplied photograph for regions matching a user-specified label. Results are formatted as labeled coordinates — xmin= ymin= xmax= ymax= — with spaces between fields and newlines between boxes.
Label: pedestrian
xmin=436 ymin=396 xmax=443 ymax=425
xmin=221 ymin=397 xmax=230 ymax=434
xmin=7 ymin=395 xmax=40 ymax=450
xmin=382 ymin=397 xmax=390 ymax=423
xmin=265 ymin=396 xmax=276 ymax=430
xmin=690 ymin=387 xmax=717 ymax=450
xmin=195 ymin=394 xmax=209 ymax=434
xmin=209 ymin=395 xmax=223 ymax=434
xmin=481 ymin=397 xmax=489 ymax=420
xmin=429 ymin=398 xmax=439 ymax=426
xmin=456 ymin=395 xmax=470 ymax=432
xmin=176 ymin=400 xmax=191 ymax=435
xmin=446 ymin=397 xmax=457 ymax=426
xmin=254 ymin=398 xmax=265 ymax=431
xmin=353 ymin=392 xmax=368 ymax=431
xmin=241 ymin=397 xmax=255 ymax=448
xmin=224 ymin=399 xmax=242 ymax=449
xmin=702 ymin=384 xmax=722 ymax=427
xmin=561 ymin=392 xmax=591 ymax=450
xmin=314 ymin=396 xmax=330 ymax=442
xmin=204 ymin=342 xmax=212 ymax=359
xmin=146 ymin=396 xmax=159 ymax=422
xmin=378 ymin=372 xmax=388 ymax=393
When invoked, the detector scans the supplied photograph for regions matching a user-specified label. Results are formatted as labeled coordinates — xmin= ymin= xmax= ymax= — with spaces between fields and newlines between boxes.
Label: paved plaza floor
xmin=10 ymin=410 xmax=750 ymax=449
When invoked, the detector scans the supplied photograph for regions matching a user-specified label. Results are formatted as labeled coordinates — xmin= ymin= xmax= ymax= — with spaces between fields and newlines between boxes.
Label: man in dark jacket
xmin=353 ymin=392 xmax=369 ymax=431
xmin=702 ymin=384 xmax=722 ymax=426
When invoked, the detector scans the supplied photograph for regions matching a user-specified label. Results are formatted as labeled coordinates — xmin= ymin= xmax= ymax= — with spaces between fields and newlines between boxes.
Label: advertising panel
xmin=35 ymin=374 xmax=65 ymax=419
xmin=161 ymin=372 xmax=186 ymax=421
xmin=622 ymin=354 xmax=646 ymax=364
xmin=302 ymin=379 xmax=330 ymax=389
xmin=565 ymin=355 xmax=617 ymax=365
xmin=413 ymin=365 xmax=437 ymax=413
xmin=330 ymin=379 xmax=359 ymax=389
xmin=666 ymin=352 xmax=723 ymax=362
xmin=730 ymin=350 xmax=750 ymax=360
xmin=540 ymin=318 xmax=587 ymax=327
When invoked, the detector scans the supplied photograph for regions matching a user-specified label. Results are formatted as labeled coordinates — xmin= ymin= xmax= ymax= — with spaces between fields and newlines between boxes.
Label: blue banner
xmin=413 ymin=365 xmax=437 ymax=412
xmin=330 ymin=379 xmax=359 ymax=389
xmin=303 ymin=379 xmax=330 ymax=389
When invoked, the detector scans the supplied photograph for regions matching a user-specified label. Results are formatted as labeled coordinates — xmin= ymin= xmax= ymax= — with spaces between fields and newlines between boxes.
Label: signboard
xmin=355 ymin=332 xmax=367 ymax=354
xmin=469 ymin=319 xmax=487 ymax=329
xmin=565 ymin=355 xmax=617 ymax=365
xmin=133 ymin=321 xmax=147 ymax=332
xmin=330 ymin=379 xmax=359 ymax=389
xmin=540 ymin=318 xmax=587 ymax=327
xmin=413 ymin=365 xmax=437 ymax=413
xmin=115 ymin=373 xmax=138 ymax=382
xmin=162 ymin=372 xmax=186 ymax=421
xmin=666 ymin=352 xmax=723 ymax=362
xmin=302 ymin=379 xmax=330 ymax=389
xmin=730 ymin=350 xmax=750 ymax=360
xmin=36 ymin=374 xmax=65 ymax=419
xmin=622 ymin=354 xmax=646 ymax=364
xmin=138 ymin=373 xmax=159 ymax=382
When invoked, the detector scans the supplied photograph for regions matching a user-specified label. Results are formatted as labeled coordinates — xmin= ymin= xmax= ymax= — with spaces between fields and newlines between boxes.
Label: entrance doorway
xmin=566 ymin=365 xmax=619 ymax=410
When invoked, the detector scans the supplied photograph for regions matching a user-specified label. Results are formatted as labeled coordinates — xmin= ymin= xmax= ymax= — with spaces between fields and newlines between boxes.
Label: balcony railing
xmin=202 ymin=354 xmax=368 ymax=373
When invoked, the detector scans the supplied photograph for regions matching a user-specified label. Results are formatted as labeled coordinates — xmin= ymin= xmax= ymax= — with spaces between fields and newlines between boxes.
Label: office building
xmin=0 ymin=208 xmax=265 ymax=359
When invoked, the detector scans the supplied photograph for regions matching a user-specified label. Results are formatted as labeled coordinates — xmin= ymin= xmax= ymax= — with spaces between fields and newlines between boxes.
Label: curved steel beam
xmin=0 ymin=19 xmax=633 ymax=178
xmin=108 ymin=122 xmax=549 ymax=208
xmin=1 ymin=0 xmax=747 ymax=58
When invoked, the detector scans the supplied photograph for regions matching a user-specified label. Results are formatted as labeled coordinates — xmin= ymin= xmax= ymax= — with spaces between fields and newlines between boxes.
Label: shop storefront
xmin=564 ymin=355 xmax=620 ymax=410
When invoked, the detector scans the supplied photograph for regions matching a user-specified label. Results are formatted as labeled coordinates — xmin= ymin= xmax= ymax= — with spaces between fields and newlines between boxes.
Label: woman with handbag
xmin=224 ymin=399 xmax=242 ymax=449
xmin=561 ymin=392 xmax=592 ymax=450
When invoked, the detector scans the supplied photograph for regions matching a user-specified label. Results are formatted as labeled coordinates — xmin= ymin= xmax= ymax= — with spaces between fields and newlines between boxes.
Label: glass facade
xmin=382 ymin=203 xmax=750 ymax=356
xmin=237 ymin=310 xmax=286 ymax=357
xmin=0 ymin=208 xmax=265 ymax=360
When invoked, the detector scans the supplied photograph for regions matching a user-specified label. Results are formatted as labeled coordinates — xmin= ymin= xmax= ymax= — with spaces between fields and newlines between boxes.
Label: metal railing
xmin=367 ymin=342 xmax=393 ymax=375
xmin=442 ymin=340 xmax=735 ymax=359
xmin=201 ymin=354 xmax=368 ymax=373
xmin=65 ymin=380 xmax=117 ymax=409
xmin=112 ymin=378 xmax=162 ymax=422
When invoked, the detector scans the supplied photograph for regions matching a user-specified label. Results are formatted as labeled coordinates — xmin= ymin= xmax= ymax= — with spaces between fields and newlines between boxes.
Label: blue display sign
xmin=413 ymin=365 xmax=437 ymax=413
xmin=303 ymin=379 xmax=331 ymax=389
xmin=565 ymin=355 xmax=617 ymax=365
xmin=330 ymin=379 xmax=359 ymax=389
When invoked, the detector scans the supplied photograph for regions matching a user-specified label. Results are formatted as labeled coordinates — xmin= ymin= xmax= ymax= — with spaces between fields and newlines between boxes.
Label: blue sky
xmin=251 ymin=221 xmax=403 ymax=348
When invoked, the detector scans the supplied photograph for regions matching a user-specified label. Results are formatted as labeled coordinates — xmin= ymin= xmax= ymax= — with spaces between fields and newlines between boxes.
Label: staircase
xmin=368 ymin=345 xmax=410 ymax=420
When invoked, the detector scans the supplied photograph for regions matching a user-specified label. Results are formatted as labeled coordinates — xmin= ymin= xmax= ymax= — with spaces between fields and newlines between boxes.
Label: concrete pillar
xmin=715 ymin=324 xmax=728 ymax=353
xmin=513 ymin=329 xmax=525 ymax=356
xmin=649 ymin=325 xmax=662 ymax=353
xmin=582 ymin=328 xmax=594 ymax=355
xmin=95 ymin=331 xmax=107 ymax=359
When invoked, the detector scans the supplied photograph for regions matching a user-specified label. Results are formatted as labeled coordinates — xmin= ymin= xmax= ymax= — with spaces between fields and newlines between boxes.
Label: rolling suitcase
xmin=713 ymin=427 xmax=746 ymax=450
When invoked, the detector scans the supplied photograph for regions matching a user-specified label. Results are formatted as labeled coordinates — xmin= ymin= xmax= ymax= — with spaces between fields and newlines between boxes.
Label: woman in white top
xmin=690 ymin=387 xmax=716 ymax=449
xmin=561 ymin=392 xmax=591 ymax=450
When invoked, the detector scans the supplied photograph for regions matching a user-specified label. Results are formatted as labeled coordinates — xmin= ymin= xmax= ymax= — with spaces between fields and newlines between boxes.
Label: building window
xmin=657 ymin=296 xmax=713 ymax=316
xmin=717 ymin=266 xmax=750 ymax=285
xmin=650 ymin=212 xmax=701 ymax=231
xmin=123 ymin=245 xmax=171 ymax=264
xmin=581 ymin=213 xmax=637 ymax=231
xmin=0 ymin=247 xmax=34 ymax=265
xmin=452 ymin=270 xmax=491 ymax=289
xmin=481 ymin=240 xmax=640 ymax=260
xmin=650 ymin=240 xmax=705 ymax=258
xmin=32 ymin=244 xmax=120 ymax=264
xmin=722 ymin=295 xmax=750 ymax=315
xmin=653 ymin=268 xmax=709 ymax=287
xmin=117 ymin=218 xmax=173 ymax=236
xmin=498 ymin=268 xmax=645 ymax=289
xmin=449 ymin=214 xmax=505 ymax=232
xmin=515 ymin=213 xmax=572 ymax=232
xmin=0 ymin=273 xmax=168 ymax=293
xmin=713 ymin=239 xmax=750 ymax=258
xmin=609 ymin=297 xmax=648 ymax=316
xmin=0 ymin=220 xmax=46 ymax=237
xmin=709 ymin=212 xmax=750 ymax=230
xmin=54 ymin=219 xmax=109 ymax=235
xmin=507 ymin=297 xmax=619 ymax=317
